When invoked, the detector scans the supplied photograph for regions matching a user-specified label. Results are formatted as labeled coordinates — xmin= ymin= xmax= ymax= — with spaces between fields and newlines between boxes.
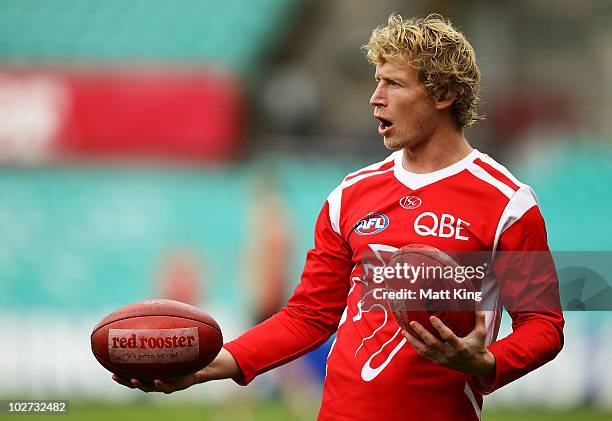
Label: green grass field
xmin=15 ymin=402 xmax=612 ymax=421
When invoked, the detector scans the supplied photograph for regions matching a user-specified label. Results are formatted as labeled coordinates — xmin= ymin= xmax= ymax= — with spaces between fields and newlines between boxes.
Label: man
xmin=114 ymin=14 xmax=564 ymax=420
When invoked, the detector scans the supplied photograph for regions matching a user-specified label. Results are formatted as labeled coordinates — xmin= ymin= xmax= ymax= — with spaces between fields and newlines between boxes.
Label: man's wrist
xmin=198 ymin=347 xmax=242 ymax=383
xmin=473 ymin=349 xmax=496 ymax=377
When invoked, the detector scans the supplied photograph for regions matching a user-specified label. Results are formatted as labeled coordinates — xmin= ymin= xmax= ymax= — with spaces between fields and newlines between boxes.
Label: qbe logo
xmin=413 ymin=212 xmax=470 ymax=241
xmin=354 ymin=212 xmax=389 ymax=235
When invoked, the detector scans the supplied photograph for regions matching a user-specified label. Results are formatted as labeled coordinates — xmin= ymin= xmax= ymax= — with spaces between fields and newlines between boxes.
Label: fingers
xmin=473 ymin=311 xmax=488 ymax=337
xmin=403 ymin=314 xmax=490 ymax=374
xmin=112 ymin=374 xmax=136 ymax=389
xmin=409 ymin=321 xmax=439 ymax=347
xmin=131 ymin=378 xmax=157 ymax=393
xmin=429 ymin=316 xmax=461 ymax=346
xmin=154 ymin=380 xmax=171 ymax=393
xmin=153 ymin=379 xmax=180 ymax=394
xmin=401 ymin=329 xmax=428 ymax=355
xmin=112 ymin=372 xmax=198 ymax=394
xmin=111 ymin=374 xmax=158 ymax=393
xmin=475 ymin=311 xmax=486 ymax=328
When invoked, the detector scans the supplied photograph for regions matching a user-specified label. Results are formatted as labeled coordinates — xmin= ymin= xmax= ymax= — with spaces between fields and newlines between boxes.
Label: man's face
xmin=370 ymin=60 xmax=438 ymax=150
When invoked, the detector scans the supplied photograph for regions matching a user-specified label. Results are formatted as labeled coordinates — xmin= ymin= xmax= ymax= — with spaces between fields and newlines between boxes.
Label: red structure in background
xmin=488 ymin=87 xmax=575 ymax=145
xmin=0 ymin=69 xmax=244 ymax=162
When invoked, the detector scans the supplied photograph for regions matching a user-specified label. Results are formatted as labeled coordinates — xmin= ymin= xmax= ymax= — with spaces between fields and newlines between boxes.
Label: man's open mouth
xmin=377 ymin=117 xmax=394 ymax=132
xmin=377 ymin=117 xmax=392 ymax=127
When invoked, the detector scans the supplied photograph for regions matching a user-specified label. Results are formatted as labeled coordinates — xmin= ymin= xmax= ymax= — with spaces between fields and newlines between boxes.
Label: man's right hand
xmin=112 ymin=347 xmax=241 ymax=394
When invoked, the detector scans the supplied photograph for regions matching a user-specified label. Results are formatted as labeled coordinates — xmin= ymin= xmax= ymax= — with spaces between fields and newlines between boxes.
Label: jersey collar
xmin=392 ymin=149 xmax=481 ymax=190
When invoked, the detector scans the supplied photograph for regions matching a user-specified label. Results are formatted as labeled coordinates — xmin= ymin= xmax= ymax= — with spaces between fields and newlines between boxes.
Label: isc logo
xmin=354 ymin=212 xmax=389 ymax=235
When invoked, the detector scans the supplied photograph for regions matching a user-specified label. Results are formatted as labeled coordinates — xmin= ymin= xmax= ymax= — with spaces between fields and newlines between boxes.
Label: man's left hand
xmin=402 ymin=311 xmax=496 ymax=377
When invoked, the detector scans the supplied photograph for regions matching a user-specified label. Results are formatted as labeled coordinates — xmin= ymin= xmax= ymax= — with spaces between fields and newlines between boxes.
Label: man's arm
xmin=403 ymin=188 xmax=564 ymax=392
xmin=115 ymin=199 xmax=354 ymax=392
xmin=223 ymin=200 xmax=353 ymax=384
xmin=473 ymin=204 xmax=564 ymax=394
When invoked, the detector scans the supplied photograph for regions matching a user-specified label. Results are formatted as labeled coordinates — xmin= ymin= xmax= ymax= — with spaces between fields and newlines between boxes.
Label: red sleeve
xmin=223 ymin=200 xmax=353 ymax=385
xmin=473 ymin=205 xmax=565 ymax=394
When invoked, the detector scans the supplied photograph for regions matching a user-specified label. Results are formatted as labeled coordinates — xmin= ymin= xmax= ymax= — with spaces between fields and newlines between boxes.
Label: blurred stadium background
xmin=0 ymin=0 xmax=611 ymax=419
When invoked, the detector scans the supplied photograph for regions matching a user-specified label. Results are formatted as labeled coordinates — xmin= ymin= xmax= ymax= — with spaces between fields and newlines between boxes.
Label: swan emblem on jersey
xmin=347 ymin=243 xmax=407 ymax=382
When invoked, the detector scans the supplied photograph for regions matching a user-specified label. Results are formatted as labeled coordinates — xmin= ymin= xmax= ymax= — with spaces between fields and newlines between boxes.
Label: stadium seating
xmin=0 ymin=0 xmax=301 ymax=72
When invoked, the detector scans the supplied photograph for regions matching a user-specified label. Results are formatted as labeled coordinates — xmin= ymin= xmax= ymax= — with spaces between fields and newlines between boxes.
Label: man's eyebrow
xmin=375 ymin=75 xmax=401 ymax=83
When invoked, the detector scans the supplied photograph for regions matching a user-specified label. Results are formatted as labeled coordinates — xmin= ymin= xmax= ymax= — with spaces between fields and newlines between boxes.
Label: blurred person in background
xmin=244 ymin=170 xmax=292 ymax=326
xmin=114 ymin=13 xmax=564 ymax=421
xmin=242 ymin=169 xmax=322 ymax=420
xmin=157 ymin=248 xmax=202 ymax=306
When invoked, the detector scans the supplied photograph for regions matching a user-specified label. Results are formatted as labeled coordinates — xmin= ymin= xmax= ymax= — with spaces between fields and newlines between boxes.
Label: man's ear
xmin=435 ymin=90 xmax=456 ymax=111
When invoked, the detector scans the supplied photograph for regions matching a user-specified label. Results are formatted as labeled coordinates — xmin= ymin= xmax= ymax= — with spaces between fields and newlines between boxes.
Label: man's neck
xmin=401 ymin=127 xmax=473 ymax=174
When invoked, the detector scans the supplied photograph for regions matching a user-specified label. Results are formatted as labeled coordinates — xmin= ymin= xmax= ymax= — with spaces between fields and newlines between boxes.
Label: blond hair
xmin=365 ymin=13 xmax=483 ymax=128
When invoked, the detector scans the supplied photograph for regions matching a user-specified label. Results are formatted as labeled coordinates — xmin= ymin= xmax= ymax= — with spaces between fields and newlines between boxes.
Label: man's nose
xmin=370 ymin=85 xmax=386 ymax=107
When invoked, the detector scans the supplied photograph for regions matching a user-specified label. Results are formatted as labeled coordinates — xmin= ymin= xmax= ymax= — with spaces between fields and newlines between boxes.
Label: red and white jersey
xmin=224 ymin=149 xmax=564 ymax=421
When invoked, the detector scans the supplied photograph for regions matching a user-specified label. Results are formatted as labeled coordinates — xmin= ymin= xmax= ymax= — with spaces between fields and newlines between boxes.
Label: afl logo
xmin=354 ymin=212 xmax=389 ymax=235
xmin=399 ymin=196 xmax=422 ymax=209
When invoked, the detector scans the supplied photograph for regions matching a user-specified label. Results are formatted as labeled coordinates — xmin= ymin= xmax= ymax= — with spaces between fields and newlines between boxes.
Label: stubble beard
xmin=383 ymin=135 xmax=404 ymax=150
xmin=383 ymin=120 xmax=434 ymax=151
xmin=383 ymin=129 xmax=418 ymax=150
xmin=382 ymin=126 xmax=408 ymax=150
